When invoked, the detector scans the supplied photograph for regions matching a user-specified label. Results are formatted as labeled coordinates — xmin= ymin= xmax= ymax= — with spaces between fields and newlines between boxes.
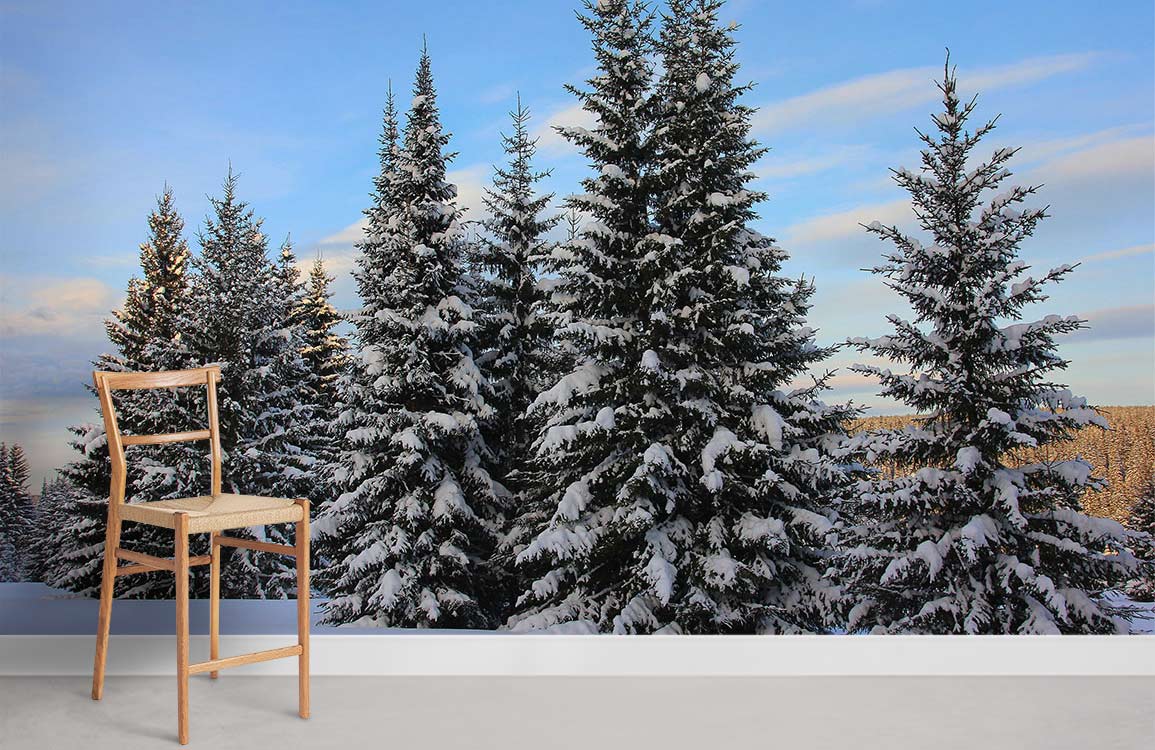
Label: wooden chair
xmin=90 ymin=366 xmax=310 ymax=745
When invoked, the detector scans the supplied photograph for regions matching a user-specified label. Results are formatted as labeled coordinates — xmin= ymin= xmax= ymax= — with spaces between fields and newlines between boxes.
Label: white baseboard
xmin=2 ymin=634 xmax=1152 ymax=677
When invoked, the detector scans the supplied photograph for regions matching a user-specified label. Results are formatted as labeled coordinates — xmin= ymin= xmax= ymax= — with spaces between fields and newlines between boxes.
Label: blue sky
xmin=2 ymin=0 xmax=1152 ymax=487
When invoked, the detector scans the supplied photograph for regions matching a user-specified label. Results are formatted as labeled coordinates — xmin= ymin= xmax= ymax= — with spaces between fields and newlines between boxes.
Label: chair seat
xmin=119 ymin=493 xmax=304 ymax=533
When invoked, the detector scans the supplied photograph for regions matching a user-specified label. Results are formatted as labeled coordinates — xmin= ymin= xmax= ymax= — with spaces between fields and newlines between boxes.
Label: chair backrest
xmin=93 ymin=367 xmax=223 ymax=504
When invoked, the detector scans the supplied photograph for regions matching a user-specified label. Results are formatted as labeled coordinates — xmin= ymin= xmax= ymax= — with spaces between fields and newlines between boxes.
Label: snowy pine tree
xmin=41 ymin=188 xmax=218 ymax=598
xmin=508 ymin=0 xmax=656 ymax=633
xmin=0 ymin=443 xmax=34 ymax=581
xmin=24 ymin=478 xmax=57 ymax=582
xmin=834 ymin=58 xmax=1141 ymax=634
xmin=510 ymin=0 xmax=851 ymax=634
xmin=1124 ymin=479 xmax=1155 ymax=602
xmin=473 ymin=95 xmax=560 ymax=475
xmin=299 ymin=256 xmax=350 ymax=419
xmin=239 ymin=236 xmax=320 ymax=597
xmin=102 ymin=186 xmax=204 ymax=528
xmin=472 ymin=98 xmax=562 ymax=606
xmin=108 ymin=185 xmax=191 ymax=371
xmin=39 ymin=426 xmax=116 ymax=596
xmin=184 ymin=172 xmax=312 ymax=598
xmin=295 ymin=255 xmax=351 ymax=512
xmin=313 ymin=46 xmax=507 ymax=628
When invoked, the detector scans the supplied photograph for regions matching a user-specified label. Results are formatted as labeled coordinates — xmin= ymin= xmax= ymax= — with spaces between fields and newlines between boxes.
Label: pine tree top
xmin=850 ymin=56 xmax=1100 ymax=460
xmin=380 ymin=80 xmax=400 ymax=176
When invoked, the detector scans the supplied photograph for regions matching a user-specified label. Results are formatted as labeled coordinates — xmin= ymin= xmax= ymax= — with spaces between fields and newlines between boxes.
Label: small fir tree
xmin=314 ymin=46 xmax=507 ymax=628
xmin=299 ymin=255 xmax=350 ymax=418
xmin=0 ymin=443 xmax=34 ymax=581
xmin=471 ymin=98 xmax=563 ymax=614
xmin=835 ymin=58 xmax=1141 ymax=634
xmin=24 ymin=478 xmax=58 ymax=582
xmin=295 ymin=255 xmax=351 ymax=519
xmin=472 ymin=95 xmax=560 ymax=476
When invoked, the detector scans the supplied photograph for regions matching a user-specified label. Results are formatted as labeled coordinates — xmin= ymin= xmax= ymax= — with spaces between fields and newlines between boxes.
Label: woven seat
xmin=119 ymin=493 xmax=305 ymax=533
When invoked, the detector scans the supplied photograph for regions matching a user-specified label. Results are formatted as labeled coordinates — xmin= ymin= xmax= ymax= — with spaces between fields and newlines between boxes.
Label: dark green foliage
xmin=835 ymin=58 xmax=1140 ymax=633
xmin=314 ymin=47 xmax=507 ymax=628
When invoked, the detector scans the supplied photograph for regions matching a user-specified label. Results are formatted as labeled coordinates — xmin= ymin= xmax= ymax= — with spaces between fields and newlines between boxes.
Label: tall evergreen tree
xmin=314 ymin=46 xmax=507 ymax=628
xmin=640 ymin=0 xmax=851 ymax=631
xmin=507 ymin=0 xmax=656 ymax=633
xmin=473 ymin=95 xmax=560 ymax=470
xmin=107 ymin=185 xmax=191 ymax=371
xmin=472 ymin=97 xmax=562 ymax=585
xmin=41 ymin=189 xmax=216 ymax=598
xmin=834 ymin=58 xmax=1141 ymax=634
xmin=244 ymin=236 xmax=320 ymax=597
xmin=509 ymin=0 xmax=850 ymax=634
xmin=470 ymin=97 xmax=563 ymax=620
xmin=183 ymin=172 xmax=312 ymax=598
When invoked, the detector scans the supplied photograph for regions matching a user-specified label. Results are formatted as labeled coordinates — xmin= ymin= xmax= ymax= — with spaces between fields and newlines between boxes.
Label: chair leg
xmin=91 ymin=513 xmax=121 ymax=700
xmin=174 ymin=513 xmax=190 ymax=745
xmin=295 ymin=499 xmax=310 ymax=719
xmin=209 ymin=531 xmax=220 ymax=679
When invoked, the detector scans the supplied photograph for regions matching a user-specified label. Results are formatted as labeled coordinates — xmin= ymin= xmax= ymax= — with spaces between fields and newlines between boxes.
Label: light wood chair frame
xmin=90 ymin=366 xmax=310 ymax=745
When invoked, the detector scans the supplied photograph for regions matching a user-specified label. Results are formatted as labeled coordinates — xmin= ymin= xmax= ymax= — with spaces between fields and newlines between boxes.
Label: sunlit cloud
xmin=752 ymin=53 xmax=1098 ymax=135
xmin=783 ymin=198 xmax=911 ymax=246
xmin=531 ymin=102 xmax=597 ymax=155
xmin=1069 ymin=304 xmax=1155 ymax=343
xmin=755 ymin=145 xmax=874 ymax=181
xmin=0 ymin=275 xmax=117 ymax=337
xmin=1030 ymin=135 xmax=1154 ymax=183
xmin=1080 ymin=243 xmax=1154 ymax=264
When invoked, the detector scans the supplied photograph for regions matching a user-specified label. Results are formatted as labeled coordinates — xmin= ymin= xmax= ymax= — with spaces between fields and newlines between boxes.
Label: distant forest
xmin=855 ymin=406 xmax=1155 ymax=522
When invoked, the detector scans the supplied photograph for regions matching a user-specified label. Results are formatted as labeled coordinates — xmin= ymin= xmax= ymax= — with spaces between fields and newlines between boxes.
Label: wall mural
xmin=1 ymin=0 xmax=1152 ymax=636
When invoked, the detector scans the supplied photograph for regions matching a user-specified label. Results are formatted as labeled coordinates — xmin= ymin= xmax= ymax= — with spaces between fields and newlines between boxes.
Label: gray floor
xmin=1 ymin=676 xmax=1152 ymax=749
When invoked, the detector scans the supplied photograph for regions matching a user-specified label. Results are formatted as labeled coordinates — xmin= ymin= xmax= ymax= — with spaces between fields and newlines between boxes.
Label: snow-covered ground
xmin=0 ymin=582 xmax=483 ymax=636
xmin=1129 ymin=602 xmax=1155 ymax=634
xmin=1104 ymin=590 xmax=1155 ymax=634
xmin=3 ymin=582 xmax=1152 ymax=635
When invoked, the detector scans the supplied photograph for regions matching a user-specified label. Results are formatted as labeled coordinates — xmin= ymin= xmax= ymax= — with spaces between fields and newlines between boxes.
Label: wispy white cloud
xmin=318 ymin=218 xmax=367 ymax=248
xmin=1080 ymin=243 xmax=1154 ymax=264
xmin=753 ymin=53 xmax=1098 ymax=135
xmin=531 ymin=102 xmax=597 ymax=155
xmin=782 ymin=126 xmax=1153 ymax=252
xmin=783 ymin=198 xmax=911 ymax=246
xmin=1030 ymin=134 xmax=1154 ymax=183
xmin=755 ymin=145 xmax=873 ymax=181
xmin=1012 ymin=124 xmax=1148 ymax=167
xmin=449 ymin=163 xmax=491 ymax=220
xmin=0 ymin=275 xmax=116 ymax=337
xmin=1069 ymin=304 xmax=1154 ymax=343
